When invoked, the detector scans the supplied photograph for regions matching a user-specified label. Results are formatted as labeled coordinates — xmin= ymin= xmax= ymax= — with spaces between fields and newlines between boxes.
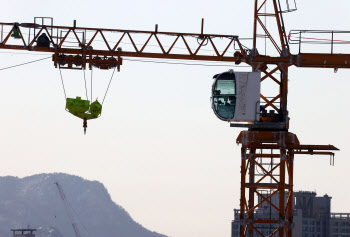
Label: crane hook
xmin=83 ymin=118 xmax=87 ymax=134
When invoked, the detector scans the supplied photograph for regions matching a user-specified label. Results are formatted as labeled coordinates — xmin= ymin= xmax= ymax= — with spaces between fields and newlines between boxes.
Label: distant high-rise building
xmin=330 ymin=213 xmax=350 ymax=236
xmin=231 ymin=191 xmax=349 ymax=237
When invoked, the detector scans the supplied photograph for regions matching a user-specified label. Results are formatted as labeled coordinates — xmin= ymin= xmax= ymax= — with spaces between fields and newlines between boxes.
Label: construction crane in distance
xmin=54 ymin=182 xmax=82 ymax=237
xmin=0 ymin=0 xmax=348 ymax=236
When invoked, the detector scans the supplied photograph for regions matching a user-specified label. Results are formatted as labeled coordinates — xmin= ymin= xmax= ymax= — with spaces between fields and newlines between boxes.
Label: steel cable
xmin=123 ymin=58 xmax=251 ymax=67
xmin=102 ymin=67 xmax=117 ymax=105
xmin=90 ymin=68 xmax=93 ymax=101
xmin=0 ymin=56 xmax=51 ymax=71
xmin=58 ymin=67 xmax=67 ymax=100
xmin=83 ymin=69 xmax=89 ymax=101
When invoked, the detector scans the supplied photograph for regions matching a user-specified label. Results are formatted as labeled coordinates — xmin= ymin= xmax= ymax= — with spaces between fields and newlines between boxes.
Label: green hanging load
xmin=59 ymin=63 xmax=117 ymax=134
xmin=65 ymin=97 xmax=102 ymax=133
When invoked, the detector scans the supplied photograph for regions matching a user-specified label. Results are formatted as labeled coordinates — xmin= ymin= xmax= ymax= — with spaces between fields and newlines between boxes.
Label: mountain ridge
xmin=0 ymin=173 xmax=167 ymax=237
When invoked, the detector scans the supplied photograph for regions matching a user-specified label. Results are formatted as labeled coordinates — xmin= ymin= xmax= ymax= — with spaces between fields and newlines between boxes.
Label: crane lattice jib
xmin=0 ymin=22 xmax=350 ymax=69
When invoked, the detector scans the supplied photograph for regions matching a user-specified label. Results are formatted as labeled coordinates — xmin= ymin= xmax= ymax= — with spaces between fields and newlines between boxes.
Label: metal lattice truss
xmin=252 ymin=0 xmax=289 ymax=56
xmin=251 ymin=0 xmax=290 ymax=119
xmin=259 ymin=64 xmax=283 ymax=114
xmin=1 ymin=20 xmax=350 ymax=70
xmin=0 ymin=22 xmax=248 ymax=70
xmin=237 ymin=131 xmax=338 ymax=237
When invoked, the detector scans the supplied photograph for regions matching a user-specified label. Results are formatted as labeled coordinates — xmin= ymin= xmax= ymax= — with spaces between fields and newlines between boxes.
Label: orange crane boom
xmin=1 ymin=22 xmax=349 ymax=69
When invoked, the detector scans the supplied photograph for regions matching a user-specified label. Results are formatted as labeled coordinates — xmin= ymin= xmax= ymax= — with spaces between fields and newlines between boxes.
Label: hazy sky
xmin=1 ymin=1 xmax=350 ymax=237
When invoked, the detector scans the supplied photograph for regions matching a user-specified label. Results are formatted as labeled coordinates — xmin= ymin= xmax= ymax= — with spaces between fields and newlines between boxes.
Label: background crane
xmin=55 ymin=182 xmax=82 ymax=237
xmin=0 ymin=0 xmax=349 ymax=236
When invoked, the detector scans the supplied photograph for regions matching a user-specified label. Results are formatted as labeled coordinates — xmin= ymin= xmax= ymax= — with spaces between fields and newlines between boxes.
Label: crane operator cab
xmin=65 ymin=97 xmax=102 ymax=134
xmin=211 ymin=70 xmax=261 ymax=123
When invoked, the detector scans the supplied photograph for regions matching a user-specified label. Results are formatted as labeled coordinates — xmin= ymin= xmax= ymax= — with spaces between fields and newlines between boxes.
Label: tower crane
xmin=55 ymin=182 xmax=82 ymax=237
xmin=0 ymin=1 xmax=348 ymax=236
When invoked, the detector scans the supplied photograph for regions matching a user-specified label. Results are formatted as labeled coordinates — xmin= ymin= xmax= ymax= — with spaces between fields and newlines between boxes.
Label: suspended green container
xmin=66 ymin=97 xmax=102 ymax=120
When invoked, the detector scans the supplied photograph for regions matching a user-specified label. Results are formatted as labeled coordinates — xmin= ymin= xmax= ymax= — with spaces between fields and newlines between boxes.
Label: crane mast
xmin=0 ymin=1 xmax=346 ymax=236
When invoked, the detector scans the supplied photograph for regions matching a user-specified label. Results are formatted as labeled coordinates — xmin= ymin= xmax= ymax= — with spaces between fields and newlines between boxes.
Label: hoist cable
xmin=90 ymin=67 xmax=93 ymax=101
xmin=102 ymin=67 xmax=117 ymax=105
xmin=123 ymin=58 xmax=251 ymax=67
xmin=59 ymin=67 xmax=67 ymax=100
xmin=0 ymin=56 xmax=51 ymax=71
xmin=83 ymin=69 xmax=89 ymax=101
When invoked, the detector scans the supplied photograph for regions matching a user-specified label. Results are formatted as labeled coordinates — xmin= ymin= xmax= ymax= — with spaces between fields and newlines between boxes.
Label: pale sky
xmin=1 ymin=1 xmax=350 ymax=237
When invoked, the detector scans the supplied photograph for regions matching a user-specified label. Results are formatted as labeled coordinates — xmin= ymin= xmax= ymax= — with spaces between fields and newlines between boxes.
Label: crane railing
xmin=289 ymin=30 xmax=350 ymax=54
